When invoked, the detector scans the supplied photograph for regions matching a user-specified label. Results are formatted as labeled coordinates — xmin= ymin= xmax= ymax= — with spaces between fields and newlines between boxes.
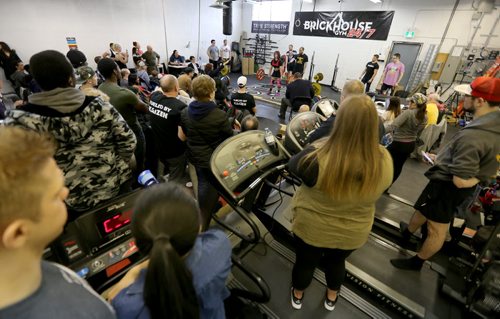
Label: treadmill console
xmin=311 ymin=98 xmax=339 ymax=118
xmin=211 ymin=131 xmax=288 ymax=195
xmin=284 ymin=112 xmax=326 ymax=154
xmin=46 ymin=190 xmax=144 ymax=290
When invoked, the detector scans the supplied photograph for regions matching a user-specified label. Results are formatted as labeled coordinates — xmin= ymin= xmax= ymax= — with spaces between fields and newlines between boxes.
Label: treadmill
xmin=256 ymin=110 xmax=470 ymax=318
xmin=209 ymin=130 xmax=392 ymax=318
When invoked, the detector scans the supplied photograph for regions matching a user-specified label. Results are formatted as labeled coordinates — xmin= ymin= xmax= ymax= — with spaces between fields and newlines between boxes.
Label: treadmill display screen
xmin=210 ymin=131 xmax=286 ymax=193
xmin=98 ymin=210 xmax=132 ymax=236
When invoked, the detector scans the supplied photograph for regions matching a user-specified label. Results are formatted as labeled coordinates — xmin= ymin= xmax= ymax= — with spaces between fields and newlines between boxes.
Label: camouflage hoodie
xmin=4 ymin=88 xmax=136 ymax=211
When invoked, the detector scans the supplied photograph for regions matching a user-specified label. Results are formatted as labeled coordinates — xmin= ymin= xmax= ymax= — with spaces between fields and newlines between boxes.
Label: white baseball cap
xmin=237 ymin=76 xmax=247 ymax=87
xmin=454 ymin=83 xmax=472 ymax=96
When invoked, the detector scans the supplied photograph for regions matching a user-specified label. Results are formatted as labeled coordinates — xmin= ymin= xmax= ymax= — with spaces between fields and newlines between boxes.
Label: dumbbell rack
xmin=243 ymin=34 xmax=278 ymax=67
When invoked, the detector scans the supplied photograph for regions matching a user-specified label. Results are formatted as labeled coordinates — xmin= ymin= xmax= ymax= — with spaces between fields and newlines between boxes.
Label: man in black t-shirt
xmin=359 ymin=54 xmax=380 ymax=92
xmin=278 ymin=72 xmax=314 ymax=119
xmin=286 ymin=44 xmax=298 ymax=78
xmin=149 ymin=75 xmax=188 ymax=181
xmin=230 ymin=76 xmax=256 ymax=115
xmin=293 ymin=47 xmax=309 ymax=75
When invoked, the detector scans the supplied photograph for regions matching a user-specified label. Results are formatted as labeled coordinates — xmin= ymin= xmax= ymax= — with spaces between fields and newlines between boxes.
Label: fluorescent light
xmin=369 ymin=0 xmax=383 ymax=3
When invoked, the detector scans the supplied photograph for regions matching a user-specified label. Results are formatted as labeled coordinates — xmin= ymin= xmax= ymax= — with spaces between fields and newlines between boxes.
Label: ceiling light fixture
xmin=210 ymin=0 xmax=231 ymax=9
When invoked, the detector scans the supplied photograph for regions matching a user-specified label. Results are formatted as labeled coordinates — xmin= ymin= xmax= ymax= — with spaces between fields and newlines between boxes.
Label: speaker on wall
xmin=223 ymin=1 xmax=232 ymax=35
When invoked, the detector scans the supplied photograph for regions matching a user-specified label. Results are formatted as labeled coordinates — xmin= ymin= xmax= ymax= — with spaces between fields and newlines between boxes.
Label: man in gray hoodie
xmin=391 ymin=76 xmax=500 ymax=270
xmin=4 ymin=50 xmax=136 ymax=213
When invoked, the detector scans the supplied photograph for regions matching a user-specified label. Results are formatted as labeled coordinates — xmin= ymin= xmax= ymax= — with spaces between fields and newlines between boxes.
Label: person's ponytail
xmin=132 ymin=184 xmax=202 ymax=319
xmin=415 ymin=103 xmax=427 ymax=123
xmin=144 ymin=236 xmax=199 ymax=319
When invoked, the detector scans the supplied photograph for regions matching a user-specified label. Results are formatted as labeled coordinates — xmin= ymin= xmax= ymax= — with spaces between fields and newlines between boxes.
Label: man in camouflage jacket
xmin=4 ymin=50 xmax=136 ymax=212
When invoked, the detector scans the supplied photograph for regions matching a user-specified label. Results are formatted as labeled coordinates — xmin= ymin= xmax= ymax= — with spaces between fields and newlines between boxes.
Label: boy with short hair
xmin=0 ymin=126 xmax=116 ymax=318
xmin=380 ymin=53 xmax=405 ymax=95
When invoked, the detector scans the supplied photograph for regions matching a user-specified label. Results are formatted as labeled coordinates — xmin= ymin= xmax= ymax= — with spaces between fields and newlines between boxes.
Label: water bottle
xmin=382 ymin=133 xmax=393 ymax=147
xmin=264 ymin=128 xmax=274 ymax=145
xmin=265 ymin=128 xmax=279 ymax=155
xmin=138 ymin=170 xmax=159 ymax=187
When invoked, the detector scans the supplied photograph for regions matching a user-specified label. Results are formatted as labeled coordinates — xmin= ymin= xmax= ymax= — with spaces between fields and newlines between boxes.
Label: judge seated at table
xmin=168 ymin=50 xmax=187 ymax=77
xmin=169 ymin=50 xmax=186 ymax=65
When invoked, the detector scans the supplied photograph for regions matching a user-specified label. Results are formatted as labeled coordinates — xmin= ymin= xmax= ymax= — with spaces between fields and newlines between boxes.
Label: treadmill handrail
xmin=282 ymin=170 xmax=303 ymax=187
xmin=234 ymin=164 xmax=286 ymax=204
xmin=229 ymin=255 xmax=271 ymax=303
xmin=212 ymin=202 xmax=261 ymax=244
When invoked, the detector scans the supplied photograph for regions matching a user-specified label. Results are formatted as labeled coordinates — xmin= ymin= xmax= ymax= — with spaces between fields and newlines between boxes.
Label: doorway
xmin=387 ymin=42 xmax=423 ymax=91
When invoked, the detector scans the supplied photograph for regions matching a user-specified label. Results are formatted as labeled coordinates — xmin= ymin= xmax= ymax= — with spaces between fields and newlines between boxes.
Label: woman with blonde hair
xmin=288 ymin=95 xmax=393 ymax=311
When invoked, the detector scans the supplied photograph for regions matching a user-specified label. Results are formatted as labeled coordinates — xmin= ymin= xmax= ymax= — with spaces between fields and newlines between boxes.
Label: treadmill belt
xmin=348 ymin=236 xmax=462 ymax=319
xmin=235 ymin=242 xmax=372 ymax=319
xmin=375 ymin=195 xmax=415 ymax=226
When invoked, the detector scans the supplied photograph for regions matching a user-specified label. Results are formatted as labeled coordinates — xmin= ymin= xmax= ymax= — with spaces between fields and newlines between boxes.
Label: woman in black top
xmin=0 ymin=42 xmax=21 ymax=84
xmin=268 ymin=51 xmax=283 ymax=96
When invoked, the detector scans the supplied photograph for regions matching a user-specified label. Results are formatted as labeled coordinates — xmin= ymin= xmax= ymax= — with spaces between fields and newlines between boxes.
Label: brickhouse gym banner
xmin=293 ymin=11 xmax=395 ymax=40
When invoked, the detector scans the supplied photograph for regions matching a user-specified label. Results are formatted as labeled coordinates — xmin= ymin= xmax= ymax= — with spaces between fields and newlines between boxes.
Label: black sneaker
xmin=399 ymin=221 xmax=413 ymax=241
xmin=290 ymin=287 xmax=303 ymax=310
xmin=390 ymin=256 xmax=424 ymax=271
xmin=324 ymin=294 xmax=338 ymax=311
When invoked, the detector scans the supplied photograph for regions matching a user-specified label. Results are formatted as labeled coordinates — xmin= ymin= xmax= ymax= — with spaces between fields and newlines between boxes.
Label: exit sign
xmin=405 ymin=31 xmax=415 ymax=38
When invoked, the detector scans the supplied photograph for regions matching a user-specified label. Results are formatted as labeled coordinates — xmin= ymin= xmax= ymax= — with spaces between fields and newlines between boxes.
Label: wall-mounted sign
xmin=293 ymin=11 xmax=395 ymax=41
xmin=252 ymin=21 xmax=290 ymax=35
xmin=405 ymin=31 xmax=415 ymax=39
xmin=66 ymin=37 xmax=78 ymax=49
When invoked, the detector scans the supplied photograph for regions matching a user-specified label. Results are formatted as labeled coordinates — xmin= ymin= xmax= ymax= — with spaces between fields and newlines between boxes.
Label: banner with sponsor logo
xmin=293 ymin=11 xmax=394 ymax=41
xmin=252 ymin=21 xmax=290 ymax=35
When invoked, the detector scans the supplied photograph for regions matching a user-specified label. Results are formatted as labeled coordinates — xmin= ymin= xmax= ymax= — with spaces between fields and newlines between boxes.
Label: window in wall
xmin=252 ymin=0 xmax=292 ymax=21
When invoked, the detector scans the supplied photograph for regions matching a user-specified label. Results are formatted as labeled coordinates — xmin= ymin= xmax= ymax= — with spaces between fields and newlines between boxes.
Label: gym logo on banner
xmin=293 ymin=11 xmax=395 ymax=40
xmin=252 ymin=21 xmax=290 ymax=35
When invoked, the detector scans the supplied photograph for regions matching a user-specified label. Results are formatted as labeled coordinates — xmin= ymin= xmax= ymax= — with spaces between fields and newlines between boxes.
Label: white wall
xmin=0 ymin=0 xmax=243 ymax=68
xmin=241 ymin=0 xmax=500 ymax=88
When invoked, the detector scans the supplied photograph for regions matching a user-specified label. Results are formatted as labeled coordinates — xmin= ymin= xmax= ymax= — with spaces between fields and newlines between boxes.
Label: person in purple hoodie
xmin=179 ymin=75 xmax=234 ymax=229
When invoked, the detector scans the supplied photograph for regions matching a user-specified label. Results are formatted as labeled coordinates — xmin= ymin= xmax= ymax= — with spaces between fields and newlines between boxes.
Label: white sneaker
xmin=290 ymin=287 xmax=303 ymax=310
xmin=324 ymin=294 xmax=338 ymax=311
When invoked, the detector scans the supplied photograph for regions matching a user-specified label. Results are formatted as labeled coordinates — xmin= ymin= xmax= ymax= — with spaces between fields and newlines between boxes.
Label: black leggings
xmin=387 ymin=140 xmax=415 ymax=184
xmin=292 ymin=235 xmax=354 ymax=291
